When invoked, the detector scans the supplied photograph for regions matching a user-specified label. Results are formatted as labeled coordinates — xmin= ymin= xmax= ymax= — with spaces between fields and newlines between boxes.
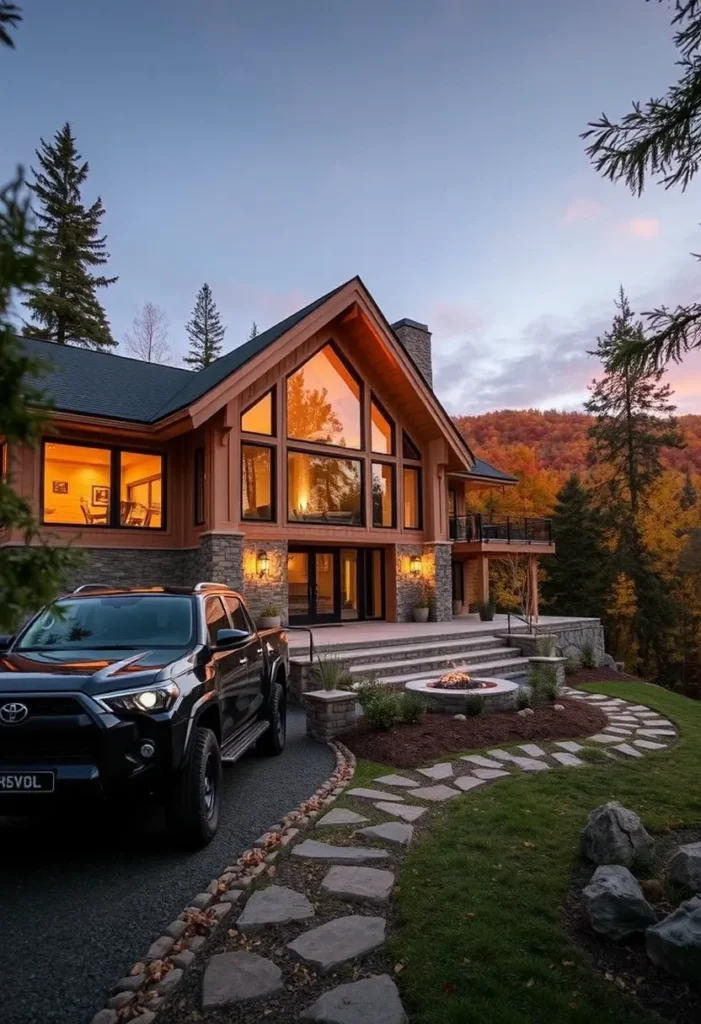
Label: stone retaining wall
xmin=500 ymin=620 xmax=606 ymax=667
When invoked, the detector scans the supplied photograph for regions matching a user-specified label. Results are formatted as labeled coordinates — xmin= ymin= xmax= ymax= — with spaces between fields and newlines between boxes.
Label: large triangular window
xmin=241 ymin=388 xmax=274 ymax=436
xmin=286 ymin=343 xmax=361 ymax=449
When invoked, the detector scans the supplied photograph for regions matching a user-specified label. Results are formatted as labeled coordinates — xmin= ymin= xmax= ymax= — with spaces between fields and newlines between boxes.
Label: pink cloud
xmin=431 ymin=301 xmax=483 ymax=337
xmin=617 ymin=217 xmax=660 ymax=239
xmin=562 ymin=198 xmax=601 ymax=224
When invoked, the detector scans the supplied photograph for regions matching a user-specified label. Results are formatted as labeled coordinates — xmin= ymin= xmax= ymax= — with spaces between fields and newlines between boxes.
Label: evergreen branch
xmin=608 ymin=303 xmax=701 ymax=370
xmin=0 ymin=1 xmax=21 ymax=48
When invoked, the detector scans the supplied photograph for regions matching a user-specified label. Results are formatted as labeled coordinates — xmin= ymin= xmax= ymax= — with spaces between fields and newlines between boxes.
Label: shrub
xmin=477 ymin=600 xmax=496 ymax=622
xmin=363 ymin=690 xmax=403 ymax=731
xmin=535 ymin=634 xmax=554 ymax=657
xmin=259 ymin=603 xmax=280 ymax=618
xmin=581 ymin=641 xmax=596 ymax=669
xmin=516 ymin=688 xmax=532 ymax=711
xmin=354 ymin=673 xmax=384 ymax=708
xmin=464 ymin=694 xmax=483 ymax=716
xmin=529 ymin=664 xmax=558 ymax=705
xmin=564 ymin=657 xmax=580 ymax=676
xmin=314 ymin=654 xmax=355 ymax=692
xmin=398 ymin=691 xmax=427 ymax=724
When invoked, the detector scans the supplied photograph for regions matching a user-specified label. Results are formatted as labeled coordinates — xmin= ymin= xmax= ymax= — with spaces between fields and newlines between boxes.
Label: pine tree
xmin=541 ymin=475 xmax=609 ymax=618
xmin=0 ymin=1 xmax=21 ymax=48
xmin=248 ymin=320 xmax=258 ymax=340
xmin=23 ymin=123 xmax=116 ymax=348
xmin=183 ymin=283 xmax=226 ymax=369
xmin=679 ymin=470 xmax=698 ymax=510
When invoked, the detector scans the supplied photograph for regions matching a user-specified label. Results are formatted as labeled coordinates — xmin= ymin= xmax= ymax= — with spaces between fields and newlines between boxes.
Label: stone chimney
xmin=391 ymin=318 xmax=432 ymax=389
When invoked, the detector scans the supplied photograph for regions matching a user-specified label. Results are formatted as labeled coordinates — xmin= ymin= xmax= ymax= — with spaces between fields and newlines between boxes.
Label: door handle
xmin=256 ymin=648 xmax=263 ymax=655
xmin=239 ymin=656 xmax=248 ymax=664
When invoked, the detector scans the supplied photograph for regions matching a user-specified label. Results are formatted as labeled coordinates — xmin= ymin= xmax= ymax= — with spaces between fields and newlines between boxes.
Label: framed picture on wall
xmin=52 ymin=480 xmax=68 ymax=494
xmin=92 ymin=485 xmax=110 ymax=506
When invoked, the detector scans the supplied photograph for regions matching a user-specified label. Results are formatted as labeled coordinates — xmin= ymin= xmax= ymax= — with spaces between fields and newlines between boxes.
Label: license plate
xmin=0 ymin=771 xmax=55 ymax=793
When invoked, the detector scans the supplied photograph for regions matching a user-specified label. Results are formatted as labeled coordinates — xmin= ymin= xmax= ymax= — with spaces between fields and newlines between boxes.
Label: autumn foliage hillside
xmin=454 ymin=410 xmax=701 ymax=515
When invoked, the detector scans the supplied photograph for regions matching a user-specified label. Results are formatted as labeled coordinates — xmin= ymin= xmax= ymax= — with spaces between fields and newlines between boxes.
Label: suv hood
xmin=0 ymin=647 xmax=194 ymax=696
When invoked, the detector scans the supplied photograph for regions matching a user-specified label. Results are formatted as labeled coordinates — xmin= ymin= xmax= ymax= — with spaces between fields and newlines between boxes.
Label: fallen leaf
xmin=525 ymin=978 xmax=534 ymax=988
xmin=394 ymin=963 xmax=405 ymax=974
xmin=562 ymin=960 xmax=574 ymax=968
xmin=524 ymin=841 xmax=536 ymax=849
xmin=464 ymin=912 xmax=475 ymax=920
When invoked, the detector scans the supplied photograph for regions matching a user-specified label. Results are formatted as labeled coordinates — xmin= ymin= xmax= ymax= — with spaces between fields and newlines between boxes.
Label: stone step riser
xmin=290 ymin=635 xmax=510 ymax=666
xmin=347 ymin=646 xmax=521 ymax=678
xmin=291 ymin=628 xmax=528 ymax=656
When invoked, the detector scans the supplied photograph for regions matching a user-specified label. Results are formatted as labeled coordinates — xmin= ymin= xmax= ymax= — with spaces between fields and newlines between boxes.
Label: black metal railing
xmin=449 ymin=513 xmax=552 ymax=545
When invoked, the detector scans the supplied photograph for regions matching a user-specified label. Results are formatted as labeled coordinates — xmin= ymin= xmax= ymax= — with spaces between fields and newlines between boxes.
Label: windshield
xmin=17 ymin=595 xmax=195 ymax=650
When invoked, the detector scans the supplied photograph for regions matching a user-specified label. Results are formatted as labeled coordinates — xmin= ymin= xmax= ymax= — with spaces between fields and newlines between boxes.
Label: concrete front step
xmin=373 ymin=655 xmax=530 ymax=687
xmin=290 ymin=634 xmax=508 ymax=667
xmin=292 ymin=627 xmax=526 ymax=657
xmin=347 ymin=645 xmax=519 ymax=678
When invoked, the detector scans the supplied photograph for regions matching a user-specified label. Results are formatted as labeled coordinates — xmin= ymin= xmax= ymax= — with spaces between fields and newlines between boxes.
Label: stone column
xmin=242 ymin=540 xmax=288 ymax=625
xmin=193 ymin=532 xmax=244 ymax=590
xmin=528 ymin=655 xmax=566 ymax=691
xmin=423 ymin=541 xmax=453 ymax=622
xmin=302 ymin=690 xmax=357 ymax=742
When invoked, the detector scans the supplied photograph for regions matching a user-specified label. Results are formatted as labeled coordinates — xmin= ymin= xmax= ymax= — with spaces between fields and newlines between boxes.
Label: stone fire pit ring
xmin=405 ymin=676 xmax=520 ymax=714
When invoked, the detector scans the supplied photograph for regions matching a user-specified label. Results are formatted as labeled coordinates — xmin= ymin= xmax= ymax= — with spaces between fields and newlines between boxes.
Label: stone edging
xmin=90 ymin=741 xmax=356 ymax=1024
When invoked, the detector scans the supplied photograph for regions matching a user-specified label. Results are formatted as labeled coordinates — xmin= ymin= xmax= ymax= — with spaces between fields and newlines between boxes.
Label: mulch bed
xmin=564 ymin=827 xmax=701 ymax=1023
xmin=567 ymin=667 xmax=644 ymax=687
xmin=341 ymin=699 xmax=608 ymax=769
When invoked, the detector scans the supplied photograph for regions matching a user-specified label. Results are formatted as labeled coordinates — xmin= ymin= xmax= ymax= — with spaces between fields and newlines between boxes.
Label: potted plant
xmin=258 ymin=603 xmax=282 ymax=629
xmin=477 ymin=599 xmax=496 ymax=622
xmin=412 ymin=590 xmax=430 ymax=623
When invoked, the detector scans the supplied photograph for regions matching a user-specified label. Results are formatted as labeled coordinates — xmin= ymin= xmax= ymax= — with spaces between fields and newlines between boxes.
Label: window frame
xmin=403 ymin=465 xmax=423 ymax=530
xmin=402 ymin=431 xmax=422 ymax=462
xmin=285 ymin=340 xmax=365 ymax=452
xmin=40 ymin=439 xmax=167 ymax=531
xmin=286 ymin=447 xmax=365 ymax=528
xmin=194 ymin=446 xmax=205 ymax=527
xmin=241 ymin=440 xmax=277 ymax=523
xmin=204 ymin=595 xmax=229 ymax=647
xmin=370 ymin=395 xmax=395 ymax=456
xmin=371 ymin=461 xmax=396 ymax=529
xmin=240 ymin=386 xmax=276 ymax=438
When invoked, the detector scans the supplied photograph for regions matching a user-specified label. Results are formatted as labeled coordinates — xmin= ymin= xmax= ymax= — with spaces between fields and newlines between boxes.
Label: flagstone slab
xmin=634 ymin=739 xmax=667 ymax=750
xmin=511 ymin=756 xmax=550 ymax=772
xmin=636 ymin=729 xmax=675 ymax=737
xmin=291 ymin=840 xmax=389 ymax=865
xmin=551 ymin=752 xmax=585 ymax=767
xmin=606 ymin=727 xmax=633 ymax=735
xmin=471 ymin=767 xmax=510 ymax=780
xmin=235 ymin=886 xmax=314 ymax=934
xmin=614 ymin=743 xmax=644 ymax=758
xmin=373 ymin=774 xmax=420 ymax=788
xmin=628 ymin=705 xmax=651 ymax=712
xmin=356 ymin=822 xmax=414 ymax=847
xmin=519 ymin=744 xmax=547 ymax=758
xmin=589 ymin=733 xmax=621 ymax=744
xmin=417 ymin=762 xmax=454 ymax=780
xmin=321 ymin=865 xmax=395 ymax=904
xmin=461 ymin=755 xmax=506 ymax=770
xmin=374 ymin=802 xmax=427 ymax=822
xmin=556 ymin=741 xmax=583 ymax=753
xmin=202 ymin=952 xmax=283 ymax=1010
xmin=584 ymin=694 xmax=609 ymax=701
xmin=346 ymin=788 xmax=404 ymax=802
xmin=287 ymin=916 xmax=386 ymax=973
xmin=299 ymin=974 xmax=408 ymax=1024
xmin=453 ymin=775 xmax=487 ymax=792
xmin=487 ymin=749 xmax=518 ymax=762
xmin=316 ymin=809 xmax=369 ymax=829
xmin=410 ymin=784 xmax=460 ymax=802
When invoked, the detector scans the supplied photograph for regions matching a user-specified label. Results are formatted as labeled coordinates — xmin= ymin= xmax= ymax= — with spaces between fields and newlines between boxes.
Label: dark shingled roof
xmin=470 ymin=456 xmax=518 ymax=483
xmin=20 ymin=280 xmax=349 ymax=424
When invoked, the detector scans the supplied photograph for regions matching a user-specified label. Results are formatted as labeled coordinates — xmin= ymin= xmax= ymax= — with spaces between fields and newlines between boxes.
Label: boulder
xmin=580 ymin=802 xmax=655 ymax=867
xmin=583 ymin=865 xmax=656 ymax=940
xmin=666 ymin=842 xmax=701 ymax=892
xmin=646 ymin=896 xmax=701 ymax=983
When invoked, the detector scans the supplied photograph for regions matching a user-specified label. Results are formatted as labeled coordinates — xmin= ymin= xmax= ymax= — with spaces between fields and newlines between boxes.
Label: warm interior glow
xmin=288 ymin=451 xmax=362 ymax=525
xmin=404 ymin=467 xmax=421 ymax=529
xmin=371 ymin=400 xmax=393 ymax=454
xmin=120 ymin=451 xmax=163 ymax=528
xmin=341 ymin=549 xmax=358 ymax=620
xmin=372 ymin=462 xmax=394 ymax=528
xmin=242 ymin=444 xmax=273 ymax=520
xmin=241 ymin=391 xmax=273 ymax=435
xmin=286 ymin=344 xmax=361 ymax=449
xmin=43 ymin=443 xmax=112 ymax=526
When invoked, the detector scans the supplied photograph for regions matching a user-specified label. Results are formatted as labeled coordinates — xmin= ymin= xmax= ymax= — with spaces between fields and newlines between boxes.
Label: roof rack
xmin=193 ymin=581 xmax=229 ymax=592
xmin=72 ymin=584 xmax=112 ymax=594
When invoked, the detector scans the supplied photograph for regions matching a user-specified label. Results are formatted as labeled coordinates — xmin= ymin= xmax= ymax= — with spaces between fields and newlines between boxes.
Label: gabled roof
xmin=451 ymin=456 xmax=518 ymax=484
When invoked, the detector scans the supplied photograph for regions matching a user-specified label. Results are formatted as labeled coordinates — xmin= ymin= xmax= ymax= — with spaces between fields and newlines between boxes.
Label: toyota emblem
xmin=0 ymin=702 xmax=29 ymax=724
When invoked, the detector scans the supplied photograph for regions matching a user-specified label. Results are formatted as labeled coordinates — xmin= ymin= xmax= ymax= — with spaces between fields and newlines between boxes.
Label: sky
xmin=3 ymin=0 xmax=701 ymax=414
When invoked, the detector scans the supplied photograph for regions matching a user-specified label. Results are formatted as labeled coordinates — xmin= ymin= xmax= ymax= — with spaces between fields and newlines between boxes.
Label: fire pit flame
xmin=427 ymin=670 xmax=497 ymax=691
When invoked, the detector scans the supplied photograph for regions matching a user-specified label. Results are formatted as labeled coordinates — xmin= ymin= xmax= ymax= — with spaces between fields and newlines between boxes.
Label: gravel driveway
xmin=0 ymin=708 xmax=334 ymax=1024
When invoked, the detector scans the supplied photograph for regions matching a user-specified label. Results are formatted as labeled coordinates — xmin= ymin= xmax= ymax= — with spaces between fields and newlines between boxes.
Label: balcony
xmin=449 ymin=513 xmax=552 ymax=545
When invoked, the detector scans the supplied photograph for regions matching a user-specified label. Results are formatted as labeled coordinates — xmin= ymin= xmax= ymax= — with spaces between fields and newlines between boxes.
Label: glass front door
xmin=288 ymin=548 xmax=338 ymax=624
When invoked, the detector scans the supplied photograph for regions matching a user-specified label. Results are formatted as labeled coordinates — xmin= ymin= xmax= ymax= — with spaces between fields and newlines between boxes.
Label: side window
xmin=205 ymin=597 xmax=228 ymax=646
xmin=225 ymin=595 xmax=251 ymax=633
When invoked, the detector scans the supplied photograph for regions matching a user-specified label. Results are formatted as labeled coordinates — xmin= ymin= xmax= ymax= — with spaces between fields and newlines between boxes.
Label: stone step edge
xmin=374 ymin=657 xmax=531 ymax=685
xmin=288 ymin=627 xmax=529 ymax=655
xmin=346 ymin=647 xmax=521 ymax=675
xmin=289 ymin=635 xmax=510 ymax=665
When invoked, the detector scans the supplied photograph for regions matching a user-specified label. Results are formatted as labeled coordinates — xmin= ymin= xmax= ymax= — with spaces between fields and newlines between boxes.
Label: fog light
xmin=140 ymin=741 xmax=156 ymax=759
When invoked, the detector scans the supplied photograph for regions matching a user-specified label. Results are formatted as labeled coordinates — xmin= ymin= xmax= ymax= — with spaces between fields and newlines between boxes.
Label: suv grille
xmin=0 ymin=733 xmax=95 ymax=763
xmin=0 ymin=695 xmax=97 ymax=763
xmin=12 ymin=696 xmax=85 ymax=717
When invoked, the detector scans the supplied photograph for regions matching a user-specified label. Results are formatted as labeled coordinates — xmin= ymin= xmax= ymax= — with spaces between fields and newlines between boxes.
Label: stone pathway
xmin=190 ymin=686 xmax=676 ymax=1023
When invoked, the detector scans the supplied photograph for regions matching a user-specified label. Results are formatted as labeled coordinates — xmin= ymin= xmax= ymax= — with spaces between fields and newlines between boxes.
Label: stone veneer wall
xmin=69 ymin=547 xmax=186 ymax=589
xmin=500 ymin=620 xmax=606 ymax=667
xmin=188 ymin=533 xmax=244 ymax=591
xmin=395 ymin=542 xmax=453 ymax=622
xmin=242 ymin=540 xmax=288 ymax=625
xmin=391 ymin=319 xmax=433 ymax=388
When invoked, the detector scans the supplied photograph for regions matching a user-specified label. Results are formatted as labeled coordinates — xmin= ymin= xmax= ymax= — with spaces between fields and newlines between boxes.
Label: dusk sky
xmin=4 ymin=0 xmax=701 ymax=414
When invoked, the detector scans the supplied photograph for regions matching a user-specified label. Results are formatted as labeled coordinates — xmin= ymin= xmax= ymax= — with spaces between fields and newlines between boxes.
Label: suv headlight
xmin=101 ymin=682 xmax=180 ymax=714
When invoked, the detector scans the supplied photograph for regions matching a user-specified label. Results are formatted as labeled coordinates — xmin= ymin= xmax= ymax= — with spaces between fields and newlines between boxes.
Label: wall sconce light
xmin=257 ymin=550 xmax=270 ymax=577
xmin=410 ymin=555 xmax=422 ymax=577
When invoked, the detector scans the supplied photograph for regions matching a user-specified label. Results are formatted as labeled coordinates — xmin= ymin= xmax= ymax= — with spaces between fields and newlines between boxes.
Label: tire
xmin=167 ymin=726 xmax=222 ymax=848
xmin=256 ymin=678 xmax=287 ymax=756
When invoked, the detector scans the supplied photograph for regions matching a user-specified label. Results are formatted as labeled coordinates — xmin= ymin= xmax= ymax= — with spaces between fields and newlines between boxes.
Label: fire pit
xmin=406 ymin=675 xmax=519 ymax=714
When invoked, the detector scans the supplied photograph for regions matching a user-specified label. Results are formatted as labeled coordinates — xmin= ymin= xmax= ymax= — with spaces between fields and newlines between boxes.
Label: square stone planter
xmin=527 ymin=655 xmax=566 ymax=690
xmin=302 ymin=689 xmax=357 ymax=742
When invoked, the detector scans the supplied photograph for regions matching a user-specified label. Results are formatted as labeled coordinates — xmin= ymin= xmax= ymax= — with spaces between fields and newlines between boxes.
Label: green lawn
xmin=373 ymin=682 xmax=701 ymax=1024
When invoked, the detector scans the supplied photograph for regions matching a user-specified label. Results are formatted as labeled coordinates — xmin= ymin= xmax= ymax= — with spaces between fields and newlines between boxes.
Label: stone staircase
xmin=290 ymin=630 xmax=530 ymax=689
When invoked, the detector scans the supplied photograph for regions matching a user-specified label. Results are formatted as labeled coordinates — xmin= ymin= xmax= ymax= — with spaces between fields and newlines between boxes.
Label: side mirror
xmin=214 ymin=628 xmax=250 ymax=650
xmin=0 ymin=634 xmax=14 ymax=653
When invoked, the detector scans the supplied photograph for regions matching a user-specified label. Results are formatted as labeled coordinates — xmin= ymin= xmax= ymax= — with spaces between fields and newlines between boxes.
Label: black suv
xmin=0 ymin=583 xmax=288 ymax=847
